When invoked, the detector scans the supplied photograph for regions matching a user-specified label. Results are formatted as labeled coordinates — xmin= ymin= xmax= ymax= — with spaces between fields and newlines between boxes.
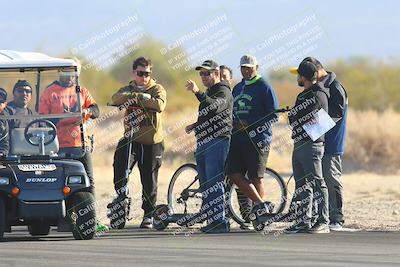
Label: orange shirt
xmin=39 ymin=82 xmax=96 ymax=148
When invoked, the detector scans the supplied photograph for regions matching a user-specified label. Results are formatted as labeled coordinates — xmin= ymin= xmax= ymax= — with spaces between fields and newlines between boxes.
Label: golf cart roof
xmin=0 ymin=50 xmax=77 ymax=70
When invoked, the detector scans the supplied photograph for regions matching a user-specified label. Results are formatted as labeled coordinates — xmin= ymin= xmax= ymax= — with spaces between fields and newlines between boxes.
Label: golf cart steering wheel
xmin=24 ymin=119 xmax=57 ymax=146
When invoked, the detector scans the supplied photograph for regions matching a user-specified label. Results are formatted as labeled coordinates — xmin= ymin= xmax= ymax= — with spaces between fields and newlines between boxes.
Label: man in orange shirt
xmin=39 ymin=68 xmax=99 ymax=194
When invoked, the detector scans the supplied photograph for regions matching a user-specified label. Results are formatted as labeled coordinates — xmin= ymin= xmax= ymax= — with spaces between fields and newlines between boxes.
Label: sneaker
xmin=96 ymin=221 xmax=109 ymax=233
xmin=308 ymin=223 xmax=330 ymax=234
xmin=329 ymin=222 xmax=343 ymax=231
xmin=240 ymin=221 xmax=254 ymax=230
xmin=201 ymin=222 xmax=230 ymax=234
xmin=140 ymin=217 xmax=153 ymax=229
xmin=284 ymin=223 xmax=311 ymax=234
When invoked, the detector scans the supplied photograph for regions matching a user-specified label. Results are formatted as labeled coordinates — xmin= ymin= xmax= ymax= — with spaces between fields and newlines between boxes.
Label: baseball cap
xmin=289 ymin=61 xmax=318 ymax=81
xmin=195 ymin=60 xmax=219 ymax=71
xmin=0 ymin=88 xmax=7 ymax=103
xmin=301 ymin=57 xmax=324 ymax=70
xmin=13 ymin=80 xmax=32 ymax=92
xmin=240 ymin=54 xmax=258 ymax=67
xmin=290 ymin=56 xmax=324 ymax=74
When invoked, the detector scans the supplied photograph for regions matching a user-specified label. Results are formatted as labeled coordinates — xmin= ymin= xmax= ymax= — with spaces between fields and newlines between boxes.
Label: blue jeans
xmin=195 ymin=138 xmax=230 ymax=227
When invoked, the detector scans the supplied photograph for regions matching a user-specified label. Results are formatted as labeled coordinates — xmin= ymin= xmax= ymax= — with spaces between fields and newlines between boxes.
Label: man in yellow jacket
xmin=111 ymin=56 xmax=166 ymax=228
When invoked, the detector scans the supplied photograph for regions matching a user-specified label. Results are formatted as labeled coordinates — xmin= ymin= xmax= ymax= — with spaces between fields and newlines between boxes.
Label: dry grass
xmin=89 ymin=106 xmax=400 ymax=174
xmin=345 ymin=108 xmax=400 ymax=173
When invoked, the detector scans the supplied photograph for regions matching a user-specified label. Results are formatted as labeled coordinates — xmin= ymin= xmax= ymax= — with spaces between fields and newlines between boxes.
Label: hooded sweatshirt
xmin=194 ymin=80 xmax=233 ymax=144
xmin=111 ymin=79 xmax=166 ymax=144
xmin=319 ymin=72 xmax=348 ymax=155
xmin=288 ymin=83 xmax=330 ymax=145
xmin=232 ymin=75 xmax=279 ymax=147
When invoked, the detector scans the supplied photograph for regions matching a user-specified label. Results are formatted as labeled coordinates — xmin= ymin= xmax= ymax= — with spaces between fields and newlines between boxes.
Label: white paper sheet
xmin=302 ymin=109 xmax=336 ymax=141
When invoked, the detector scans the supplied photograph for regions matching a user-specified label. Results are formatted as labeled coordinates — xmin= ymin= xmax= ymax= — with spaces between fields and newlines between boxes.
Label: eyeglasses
xmin=199 ymin=71 xmax=211 ymax=77
xmin=136 ymin=71 xmax=151 ymax=77
xmin=16 ymin=88 xmax=32 ymax=94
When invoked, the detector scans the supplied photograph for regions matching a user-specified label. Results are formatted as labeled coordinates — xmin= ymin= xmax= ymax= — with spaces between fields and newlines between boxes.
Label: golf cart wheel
xmin=28 ymin=223 xmax=50 ymax=236
xmin=69 ymin=192 xmax=96 ymax=240
xmin=109 ymin=199 xmax=126 ymax=230
xmin=153 ymin=204 xmax=170 ymax=231
xmin=0 ymin=197 xmax=5 ymax=241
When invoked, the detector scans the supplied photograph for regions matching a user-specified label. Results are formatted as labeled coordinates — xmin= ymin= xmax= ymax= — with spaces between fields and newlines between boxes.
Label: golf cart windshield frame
xmin=0 ymin=66 xmax=87 ymax=160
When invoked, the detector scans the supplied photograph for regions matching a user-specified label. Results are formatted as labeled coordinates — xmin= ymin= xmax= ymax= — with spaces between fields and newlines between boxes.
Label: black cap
xmin=195 ymin=60 xmax=219 ymax=71
xmin=297 ymin=61 xmax=318 ymax=81
xmin=0 ymin=88 xmax=7 ymax=103
xmin=13 ymin=80 xmax=33 ymax=93
xmin=301 ymin=57 xmax=324 ymax=70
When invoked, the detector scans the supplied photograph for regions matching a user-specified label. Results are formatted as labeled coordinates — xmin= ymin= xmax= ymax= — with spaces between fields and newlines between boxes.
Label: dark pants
xmin=113 ymin=137 xmax=163 ymax=217
xmin=292 ymin=142 xmax=329 ymax=225
xmin=323 ymin=155 xmax=344 ymax=224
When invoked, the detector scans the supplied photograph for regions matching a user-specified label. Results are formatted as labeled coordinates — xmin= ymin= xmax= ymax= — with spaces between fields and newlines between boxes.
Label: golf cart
xmin=0 ymin=50 xmax=96 ymax=240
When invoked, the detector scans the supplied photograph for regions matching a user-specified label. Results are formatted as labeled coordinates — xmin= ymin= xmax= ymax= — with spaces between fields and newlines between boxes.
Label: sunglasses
xmin=59 ymin=71 xmax=76 ymax=77
xmin=16 ymin=88 xmax=32 ymax=94
xmin=199 ymin=71 xmax=212 ymax=77
xmin=136 ymin=71 xmax=151 ymax=77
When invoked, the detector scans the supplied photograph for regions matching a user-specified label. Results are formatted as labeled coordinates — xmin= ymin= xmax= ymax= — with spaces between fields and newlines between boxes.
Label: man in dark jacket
xmin=0 ymin=88 xmax=9 ymax=157
xmin=286 ymin=61 xmax=331 ymax=234
xmin=226 ymin=55 xmax=279 ymax=220
xmin=302 ymin=57 xmax=348 ymax=230
xmin=6 ymin=80 xmax=34 ymax=129
xmin=186 ymin=60 xmax=233 ymax=233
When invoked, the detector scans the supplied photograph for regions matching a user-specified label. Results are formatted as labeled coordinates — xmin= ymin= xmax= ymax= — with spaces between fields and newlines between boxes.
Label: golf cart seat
xmin=10 ymin=128 xmax=59 ymax=155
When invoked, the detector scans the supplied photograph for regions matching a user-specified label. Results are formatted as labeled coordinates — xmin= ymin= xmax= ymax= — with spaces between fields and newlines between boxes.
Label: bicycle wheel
xmin=226 ymin=167 xmax=287 ymax=226
xmin=167 ymin=163 xmax=202 ymax=215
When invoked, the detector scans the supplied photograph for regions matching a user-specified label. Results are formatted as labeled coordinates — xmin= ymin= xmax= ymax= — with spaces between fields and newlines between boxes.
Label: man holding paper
xmin=285 ymin=60 xmax=331 ymax=234
xmin=301 ymin=57 xmax=348 ymax=230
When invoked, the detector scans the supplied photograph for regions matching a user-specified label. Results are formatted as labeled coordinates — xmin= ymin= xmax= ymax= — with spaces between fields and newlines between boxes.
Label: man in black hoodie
xmin=185 ymin=60 xmax=233 ymax=233
xmin=285 ymin=61 xmax=331 ymax=234
xmin=301 ymin=57 xmax=348 ymax=230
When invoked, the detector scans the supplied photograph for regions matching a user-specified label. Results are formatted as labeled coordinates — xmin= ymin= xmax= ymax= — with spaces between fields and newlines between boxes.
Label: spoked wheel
xmin=167 ymin=164 xmax=202 ymax=216
xmin=226 ymin=167 xmax=287 ymax=228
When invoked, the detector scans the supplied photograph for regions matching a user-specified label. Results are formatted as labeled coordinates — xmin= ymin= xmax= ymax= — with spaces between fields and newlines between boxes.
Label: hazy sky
xmin=2 ymin=0 xmax=399 ymax=70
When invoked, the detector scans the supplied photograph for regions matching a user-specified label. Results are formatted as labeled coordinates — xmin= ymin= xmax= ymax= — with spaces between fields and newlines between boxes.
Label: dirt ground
xmin=92 ymin=160 xmax=400 ymax=231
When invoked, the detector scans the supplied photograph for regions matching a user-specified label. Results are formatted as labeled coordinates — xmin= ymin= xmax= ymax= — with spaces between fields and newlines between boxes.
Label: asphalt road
xmin=0 ymin=226 xmax=399 ymax=267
